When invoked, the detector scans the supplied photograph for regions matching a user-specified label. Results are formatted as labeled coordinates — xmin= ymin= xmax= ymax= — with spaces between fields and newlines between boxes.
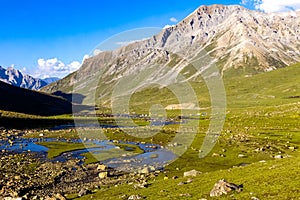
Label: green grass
xmin=15 ymin=62 xmax=300 ymax=199
xmin=37 ymin=141 xmax=101 ymax=159
xmin=69 ymin=154 xmax=300 ymax=200
xmin=36 ymin=140 xmax=144 ymax=164
xmin=69 ymin=63 xmax=300 ymax=199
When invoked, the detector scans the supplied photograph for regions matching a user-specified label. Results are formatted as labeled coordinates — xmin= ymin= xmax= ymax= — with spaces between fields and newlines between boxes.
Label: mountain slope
xmin=42 ymin=77 xmax=60 ymax=84
xmin=0 ymin=66 xmax=47 ymax=90
xmin=42 ymin=5 xmax=300 ymax=110
xmin=0 ymin=80 xmax=73 ymax=116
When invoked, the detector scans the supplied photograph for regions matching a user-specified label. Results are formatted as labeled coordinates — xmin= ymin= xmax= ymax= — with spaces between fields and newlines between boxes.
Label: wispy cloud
xmin=170 ymin=17 xmax=178 ymax=23
xmin=34 ymin=58 xmax=81 ymax=79
xmin=241 ymin=0 xmax=300 ymax=12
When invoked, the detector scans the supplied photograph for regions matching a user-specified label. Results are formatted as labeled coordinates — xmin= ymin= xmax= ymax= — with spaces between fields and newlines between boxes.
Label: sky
xmin=0 ymin=0 xmax=299 ymax=78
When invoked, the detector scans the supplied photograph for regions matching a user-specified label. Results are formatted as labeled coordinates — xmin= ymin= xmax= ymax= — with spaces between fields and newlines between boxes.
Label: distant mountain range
xmin=42 ymin=77 xmax=60 ymax=84
xmin=0 ymin=66 xmax=59 ymax=90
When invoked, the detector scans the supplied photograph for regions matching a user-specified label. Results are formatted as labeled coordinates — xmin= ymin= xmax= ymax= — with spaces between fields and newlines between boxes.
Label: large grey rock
xmin=210 ymin=179 xmax=243 ymax=197
xmin=183 ymin=169 xmax=201 ymax=177
xmin=128 ymin=195 xmax=142 ymax=200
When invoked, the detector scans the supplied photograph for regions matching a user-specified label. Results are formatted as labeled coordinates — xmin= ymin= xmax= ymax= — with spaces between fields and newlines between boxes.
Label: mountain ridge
xmin=0 ymin=66 xmax=48 ymax=90
xmin=42 ymin=4 xmax=300 ymax=108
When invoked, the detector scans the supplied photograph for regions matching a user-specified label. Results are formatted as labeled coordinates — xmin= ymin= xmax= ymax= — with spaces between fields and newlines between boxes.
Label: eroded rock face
xmin=210 ymin=179 xmax=243 ymax=197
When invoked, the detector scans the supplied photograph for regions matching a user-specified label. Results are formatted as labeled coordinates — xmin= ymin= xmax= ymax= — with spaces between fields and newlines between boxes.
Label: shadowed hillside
xmin=0 ymin=80 xmax=73 ymax=116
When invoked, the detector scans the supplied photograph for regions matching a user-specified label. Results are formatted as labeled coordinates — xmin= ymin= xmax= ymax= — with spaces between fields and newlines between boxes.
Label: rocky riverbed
xmin=0 ymin=151 xmax=162 ymax=199
xmin=0 ymin=129 xmax=168 ymax=199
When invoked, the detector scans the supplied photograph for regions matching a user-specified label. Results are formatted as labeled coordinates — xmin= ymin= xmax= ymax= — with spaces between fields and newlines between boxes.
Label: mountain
xmin=42 ymin=77 xmax=60 ymax=84
xmin=41 ymin=5 xmax=300 ymax=110
xmin=0 ymin=80 xmax=73 ymax=116
xmin=0 ymin=66 xmax=47 ymax=90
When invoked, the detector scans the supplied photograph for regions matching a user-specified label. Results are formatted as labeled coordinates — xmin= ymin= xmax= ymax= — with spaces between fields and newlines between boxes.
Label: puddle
xmin=51 ymin=120 xmax=181 ymax=131
xmin=0 ymin=137 xmax=176 ymax=170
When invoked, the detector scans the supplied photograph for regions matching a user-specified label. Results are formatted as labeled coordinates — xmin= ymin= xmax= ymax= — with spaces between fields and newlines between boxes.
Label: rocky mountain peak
xmin=151 ymin=4 xmax=300 ymax=72
xmin=42 ymin=4 xmax=300 ymax=95
xmin=0 ymin=66 xmax=47 ymax=90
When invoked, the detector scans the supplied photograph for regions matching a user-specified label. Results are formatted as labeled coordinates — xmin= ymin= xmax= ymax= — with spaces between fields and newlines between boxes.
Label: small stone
xmin=288 ymin=146 xmax=295 ymax=150
xmin=149 ymin=154 xmax=159 ymax=158
xmin=178 ymin=181 xmax=185 ymax=186
xmin=78 ymin=188 xmax=91 ymax=197
xmin=39 ymin=133 xmax=44 ymax=137
xmin=134 ymin=182 xmax=148 ymax=189
xmin=251 ymin=197 xmax=260 ymax=200
xmin=99 ymin=171 xmax=108 ymax=179
xmin=183 ymin=169 xmax=201 ymax=177
xmin=179 ymin=193 xmax=191 ymax=197
xmin=274 ymin=155 xmax=283 ymax=159
xmin=128 ymin=195 xmax=142 ymax=200
xmin=172 ymin=176 xmax=178 ymax=179
xmin=164 ymin=176 xmax=169 ymax=180
xmin=238 ymin=154 xmax=246 ymax=158
xmin=186 ymin=178 xmax=193 ymax=183
xmin=45 ymin=197 xmax=56 ymax=200
xmin=212 ymin=153 xmax=220 ymax=157
xmin=97 ymin=164 xmax=107 ymax=171
xmin=140 ymin=167 xmax=150 ymax=174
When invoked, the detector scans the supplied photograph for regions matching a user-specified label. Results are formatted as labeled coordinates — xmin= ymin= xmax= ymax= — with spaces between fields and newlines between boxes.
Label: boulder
xmin=210 ymin=179 xmax=243 ymax=197
xmin=183 ymin=169 xmax=201 ymax=177
xmin=97 ymin=164 xmax=107 ymax=171
xmin=78 ymin=188 xmax=92 ymax=197
xmin=99 ymin=171 xmax=108 ymax=179
xmin=128 ymin=195 xmax=142 ymax=200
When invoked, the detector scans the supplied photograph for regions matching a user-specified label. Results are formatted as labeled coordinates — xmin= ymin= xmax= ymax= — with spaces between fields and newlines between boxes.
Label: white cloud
xmin=241 ymin=0 xmax=300 ymax=12
xmin=34 ymin=58 xmax=81 ymax=79
xmin=170 ymin=17 xmax=178 ymax=23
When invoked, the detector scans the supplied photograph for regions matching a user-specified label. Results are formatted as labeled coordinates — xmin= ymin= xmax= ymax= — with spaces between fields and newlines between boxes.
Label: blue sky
xmin=0 ymin=0 xmax=298 ymax=78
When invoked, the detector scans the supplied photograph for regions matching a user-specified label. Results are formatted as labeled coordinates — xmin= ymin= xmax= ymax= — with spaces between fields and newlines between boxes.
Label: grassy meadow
xmin=1 ymin=62 xmax=299 ymax=199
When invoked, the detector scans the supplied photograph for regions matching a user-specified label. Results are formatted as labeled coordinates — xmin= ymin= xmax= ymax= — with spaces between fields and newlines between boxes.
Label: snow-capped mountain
xmin=0 ymin=66 xmax=47 ymax=90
